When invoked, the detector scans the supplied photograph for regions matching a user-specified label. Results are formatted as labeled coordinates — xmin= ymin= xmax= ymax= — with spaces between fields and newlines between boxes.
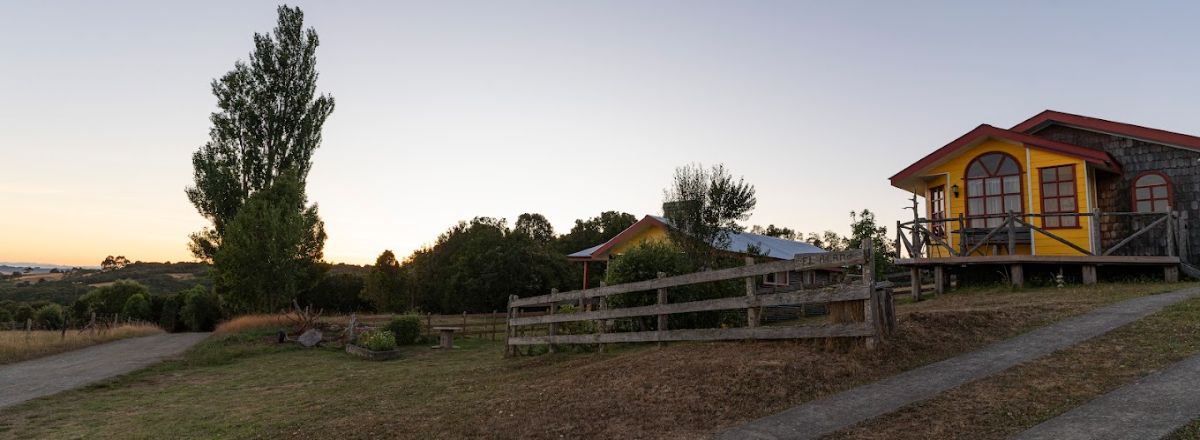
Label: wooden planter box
xmin=345 ymin=343 xmax=401 ymax=361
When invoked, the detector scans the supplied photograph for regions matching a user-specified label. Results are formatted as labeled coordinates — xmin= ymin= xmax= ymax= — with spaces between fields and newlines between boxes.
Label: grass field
xmin=0 ymin=282 xmax=1193 ymax=439
xmin=0 ymin=324 xmax=163 ymax=365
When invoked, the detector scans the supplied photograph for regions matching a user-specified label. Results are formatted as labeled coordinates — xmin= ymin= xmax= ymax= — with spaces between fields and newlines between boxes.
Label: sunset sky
xmin=3 ymin=1 xmax=1200 ymax=267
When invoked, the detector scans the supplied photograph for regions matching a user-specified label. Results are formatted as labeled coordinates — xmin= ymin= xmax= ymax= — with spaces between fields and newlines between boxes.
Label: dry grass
xmin=214 ymin=314 xmax=292 ymax=335
xmin=0 ymin=323 xmax=163 ymax=365
xmin=0 ymin=282 xmax=1192 ymax=439
xmin=830 ymin=287 xmax=1200 ymax=440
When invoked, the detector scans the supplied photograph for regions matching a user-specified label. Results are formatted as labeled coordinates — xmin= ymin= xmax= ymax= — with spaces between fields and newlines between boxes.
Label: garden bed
xmin=345 ymin=343 xmax=401 ymax=361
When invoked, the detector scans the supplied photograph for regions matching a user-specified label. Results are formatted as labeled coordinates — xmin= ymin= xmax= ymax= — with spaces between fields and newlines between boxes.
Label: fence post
xmin=25 ymin=318 xmax=32 ymax=342
xmin=462 ymin=311 xmax=468 ymax=339
xmin=958 ymin=213 xmax=967 ymax=255
xmin=597 ymin=281 xmax=607 ymax=353
xmin=744 ymin=257 xmax=759 ymax=328
xmin=656 ymin=272 xmax=668 ymax=346
xmin=491 ymin=310 xmax=497 ymax=341
xmin=1166 ymin=211 xmax=1176 ymax=257
xmin=1006 ymin=212 xmax=1016 ymax=255
xmin=862 ymin=240 xmax=878 ymax=349
xmin=1090 ymin=209 xmax=1102 ymax=255
xmin=505 ymin=296 xmax=516 ymax=357
xmin=547 ymin=288 xmax=558 ymax=354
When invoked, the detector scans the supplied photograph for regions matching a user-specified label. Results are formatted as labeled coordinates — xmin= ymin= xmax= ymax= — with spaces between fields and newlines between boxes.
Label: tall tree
xmin=662 ymin=163 xmax=756 ymax=267
xmin=513 ymin=213 xmax=555 ymax=245
xmin=750 ymin=224 xmax=797 ymax=240
xmin=186 ymin=5 xmax=335 ymax=260
xmin=846 ymin=210 xmax=893 ymax=279
xmin=212 ymin=172 xmax=326 ymax=313
xmin=363 ymin=250 xmax=407 ymax=312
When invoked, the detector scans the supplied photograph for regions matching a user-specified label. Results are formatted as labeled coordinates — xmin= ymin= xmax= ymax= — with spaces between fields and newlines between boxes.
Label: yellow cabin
xmin=890 ymin=111 xmax=1195 ymax=290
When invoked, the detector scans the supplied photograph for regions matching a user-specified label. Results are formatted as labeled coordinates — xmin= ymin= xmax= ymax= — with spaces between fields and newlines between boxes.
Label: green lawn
xmin=0 ymin=282 xmax=1195 ymax=439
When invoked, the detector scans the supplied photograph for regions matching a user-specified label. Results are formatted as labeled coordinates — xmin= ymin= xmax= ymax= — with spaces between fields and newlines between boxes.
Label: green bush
xmin=159 ymin=294 xmax=183 ymax=332
xmin=384 ymin=315 xmax=422 ymax=345
xmin=356 ymin=330 xmax=397 ymax=351
xmin=0 ymin=308 xmax=11 ymax=324
xmin=181 ymin=286 xmax=222 ymax=332
xmin=122 ymin=293 xmax=152 ymax=321
xmin=13 ymin=304 xmax=33 ymax=325
xmin=34 ymin=304 xmax=65 ymax=330
xmin=81 ymin=280 xmax=151 ymax=315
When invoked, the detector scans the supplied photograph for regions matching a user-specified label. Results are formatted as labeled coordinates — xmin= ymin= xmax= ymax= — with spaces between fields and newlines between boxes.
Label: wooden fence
xmin=349 ymin=312 xmax=514 ymax=341
xmin=505 ymin=242 xmax=895 ymax=356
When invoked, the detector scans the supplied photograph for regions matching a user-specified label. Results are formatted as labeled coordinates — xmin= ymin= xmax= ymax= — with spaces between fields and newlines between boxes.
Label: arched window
xmin=1133 ymin=172 xmax=1172 ymax=213
xmin=965 ymin=152 xmax=1023 ymax=228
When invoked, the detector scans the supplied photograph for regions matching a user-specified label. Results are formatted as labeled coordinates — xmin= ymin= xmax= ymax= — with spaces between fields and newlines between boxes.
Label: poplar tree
xmin=186 ymin=5 xmax=335 ymax=260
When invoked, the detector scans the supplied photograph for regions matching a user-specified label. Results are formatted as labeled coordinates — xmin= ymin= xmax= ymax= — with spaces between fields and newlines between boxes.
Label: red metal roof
xmin=1012 ymin=110 xmax=1200 ymax=152
xmin=890 ymin=124 xmax=1121 ymax=188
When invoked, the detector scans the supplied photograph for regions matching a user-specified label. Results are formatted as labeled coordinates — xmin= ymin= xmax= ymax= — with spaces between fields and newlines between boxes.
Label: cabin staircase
xmin=1181 ymin=263 xmax=1200 ymax=281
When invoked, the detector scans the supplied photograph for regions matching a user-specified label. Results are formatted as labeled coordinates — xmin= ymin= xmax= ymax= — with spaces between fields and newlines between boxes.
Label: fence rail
xmin=505 ymin=243 xmax=894 ymax=356
xmin=896 ymin=210 xmax=1187 ymax=260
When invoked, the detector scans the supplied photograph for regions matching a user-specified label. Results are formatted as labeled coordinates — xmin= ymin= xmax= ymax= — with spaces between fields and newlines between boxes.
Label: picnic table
xmin=431 ymin=326 xmax=462 ymax=349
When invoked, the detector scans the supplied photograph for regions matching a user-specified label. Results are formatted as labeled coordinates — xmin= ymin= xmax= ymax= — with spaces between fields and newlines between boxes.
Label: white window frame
xmin=763 ymin=271 xmax=790 ymax=286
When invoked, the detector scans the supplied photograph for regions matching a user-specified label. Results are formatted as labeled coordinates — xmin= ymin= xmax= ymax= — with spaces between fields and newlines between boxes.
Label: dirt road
xmin=0 ymin=332 xmax=209 ymax=409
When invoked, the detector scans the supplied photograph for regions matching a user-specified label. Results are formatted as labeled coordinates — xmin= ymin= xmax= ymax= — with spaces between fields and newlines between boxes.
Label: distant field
xmin=0 ymin=282 xmax=1194 ymax=439
xmin=12 ymin=272 xmax=65 ymax=283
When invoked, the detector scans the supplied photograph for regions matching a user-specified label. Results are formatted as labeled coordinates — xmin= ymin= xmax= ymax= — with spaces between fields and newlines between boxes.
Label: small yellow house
xmin=890 ymin=110 xmax=1197 ymax=289
xmin=891 ymin=124 xmax=1120 ymax=258
xmin=567 ymin=215 xmax=836 ymax=290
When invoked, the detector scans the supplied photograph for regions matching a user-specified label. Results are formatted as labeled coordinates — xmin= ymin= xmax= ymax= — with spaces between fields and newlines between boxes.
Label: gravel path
xmin=715 ymin=287 xmax=1200 ymax=440
xmin=1013 ymin=351 xmax=1200 ymax=440
xmin=0 ymin=332 xmax=210 ymax=409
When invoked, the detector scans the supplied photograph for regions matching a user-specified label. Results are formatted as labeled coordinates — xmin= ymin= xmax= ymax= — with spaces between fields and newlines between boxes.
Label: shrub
xmin=158 ymin=294 xmax=183 ymax=332
xmin=0 ymin=308 xmax=11 ymax=325
xmin=385 ymin=315 xmax=422 ymax=345
xmin=82 ymin=280 xmax=150 ymax=315
xmin=356 ymin=330 xmax=397 ymax=351
xmin=121 ymin=294 xmax=152 ymax=321
xmin=34 ymin=304 xmax=65 ymax=330
xmin=181 ymin=286 xmax=222 ymax=332
xmin=12 ymin=304 xmax=33 ymax=325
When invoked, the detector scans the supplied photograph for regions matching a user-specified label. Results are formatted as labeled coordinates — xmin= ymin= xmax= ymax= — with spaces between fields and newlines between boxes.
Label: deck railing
xmin=896 ymin=210 xmax=1189 ymax=260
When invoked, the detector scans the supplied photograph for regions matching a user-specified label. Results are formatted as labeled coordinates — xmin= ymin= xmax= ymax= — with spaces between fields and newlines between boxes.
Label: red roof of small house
xmin=890 ymin=124 xmax=1121 ymax=188
xmin=1012 ymin=110 xmax=1200 ymax=152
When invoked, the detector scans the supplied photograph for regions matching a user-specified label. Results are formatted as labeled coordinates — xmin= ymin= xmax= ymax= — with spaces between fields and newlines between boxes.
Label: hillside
xmin=0 ymin=262 xmax=211 ymax=304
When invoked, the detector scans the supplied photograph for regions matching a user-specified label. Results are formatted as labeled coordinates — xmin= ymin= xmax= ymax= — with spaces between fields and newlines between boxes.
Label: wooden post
xmin=744 ymin=257 xmax=759 ymax=328
xmin=909 ymin=193 xmax=921 ymax=258
xmin=505 ymin=296 xmax=516 ymax=357
xmin=1090 ymin=209 xmax=1101 ymax=255
xmin=862 ymin=240 xmax=878 ymax=349
xmin=1006 ymin=212 xmax=1016 ymax=255
xmin=347 ymin=313 xmax=358 ymax=343
xmin=656 ymin=272 xmax=668 ymax=346
xmin=1010 ymin=264 xmax=1024 ymax=288
xmin=910 ymin=267 xmax=922 ymax=301
xmin=933 ymin=265 xmax=946 ymax=295
xmin=1178 ymin=211 xmax=1191 ymax=262
xmin=491 ymin=310 xmax=497 ymax=341
xmin=426 ymin=312 xmax=432 ymax=337
xmin=1082 ymin=265 xmax=1098 ymax=285
xmin=462 ymin=311 xmax=468 ymax=339
xmin=597 ymin=281 xmax=607 ymax=353
xmin=1166 ymin=212 xmax=1176 ymax=257
xmin=958 ymin=213 xmax=967 ymax=255
xmin=1166 ymin=265 xmax=1180 ymax=283
xmin=895 ymin=221 xmax=903 ymax=258
xmin=25 ymin=318 xmax=32 ymax=340
xmin=547 ymin=288 xmax=558 ymax=354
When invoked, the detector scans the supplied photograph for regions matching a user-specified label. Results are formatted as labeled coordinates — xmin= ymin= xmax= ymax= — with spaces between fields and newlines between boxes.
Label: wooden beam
xmin=507 ymin=323 xmax=876 ymax=345
xmin=1014 ymin=217 xmax=1093 ymax=256
xmin=896 ymin=255 xmax=1180 ymax=266
xmin=1081 ymin=265 xmax=1097 ymax=285
xmin=933 ymin=265 xmax=946 ymax=295
xmin=1103 ymin=215 xmax=1169 ymax=256
xmin=511 ymin=250 xmax=865 ymax=307
xmin=1010 ymin=264 xmax=1024 ymax=289
xmin=509 ymin=284 xmax=872 ymax=327
xmin=744 ymin=257 xmax=759 ymax=328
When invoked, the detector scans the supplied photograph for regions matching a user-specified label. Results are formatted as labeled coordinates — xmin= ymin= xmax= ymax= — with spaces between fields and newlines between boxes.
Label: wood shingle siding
xmin=1031 ymin=124 xmax=1199 ymax=264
